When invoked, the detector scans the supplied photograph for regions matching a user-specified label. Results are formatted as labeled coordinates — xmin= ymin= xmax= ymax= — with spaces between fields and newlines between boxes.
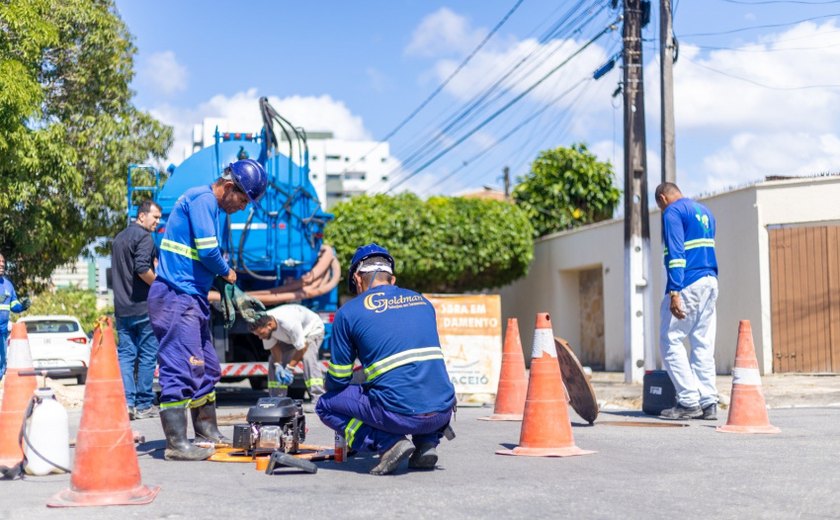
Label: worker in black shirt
xmin=112 ymin=200 xmax=162 ymax=420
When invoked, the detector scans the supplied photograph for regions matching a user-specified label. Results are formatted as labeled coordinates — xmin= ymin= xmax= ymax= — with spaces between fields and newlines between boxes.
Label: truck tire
xmin=249 ymin=376 xmax=268 ymax=390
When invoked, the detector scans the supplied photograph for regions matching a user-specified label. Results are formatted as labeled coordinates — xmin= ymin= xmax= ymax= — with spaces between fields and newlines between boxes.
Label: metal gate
xmin=769 ymin=224 xmax=840 ymax=372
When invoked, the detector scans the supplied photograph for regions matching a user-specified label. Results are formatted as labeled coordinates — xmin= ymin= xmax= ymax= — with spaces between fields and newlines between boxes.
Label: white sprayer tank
xmin=24 ymin=388 xmax=69 ymax=476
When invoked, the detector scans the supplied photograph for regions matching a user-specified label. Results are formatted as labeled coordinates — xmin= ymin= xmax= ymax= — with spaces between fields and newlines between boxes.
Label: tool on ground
xmin=48 ymin=317 xmax=159 ymax=507
xmin=717 ymin=320 xmax=780 ymax=434
xmin=231 ymin=396 xmax=306 ymax=456
xmin=264 ymin=451 xmax=318 ymax=474
xmin=480 ymin=317 xmax=527 ymax=421
xmin=497 ymin=313 xmax=595 ymax=458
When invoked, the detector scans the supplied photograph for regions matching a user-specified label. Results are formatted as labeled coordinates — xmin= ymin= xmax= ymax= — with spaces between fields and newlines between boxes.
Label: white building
xmin=192 ymin=120 xmax=392 ymax=209
xmin=501 ymin=176 xmax=840 ymax=377
xmin=50 ymin=258 xmax=97 ymax=291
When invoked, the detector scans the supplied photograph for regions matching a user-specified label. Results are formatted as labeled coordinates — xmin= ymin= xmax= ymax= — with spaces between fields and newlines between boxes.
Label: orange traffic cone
xmin=0 ymin=322 xmax=37 ymax=468
xmin=480 ymin=318 xmax=528 ymax=421
xmin=496 ymin=313 xmax=595 ymax=457
xmin=717 ymin=320 xmax=780 ymax=435
xmin=48 ymin=317 xmax=159 ymax=507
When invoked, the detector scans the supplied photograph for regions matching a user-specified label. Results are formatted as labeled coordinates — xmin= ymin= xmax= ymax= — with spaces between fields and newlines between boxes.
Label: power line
xmin=680 ymin=13 xmax=840 ymax=37
xmin=693 ymin=41 xmax=840 ymax=52
xmin=387 ymin=1 xmax=607 ymax=180
xmin=683 ymin=56 xmax=840 ymax=89
xmin=418 ymin=78 xmax=591 ymax=196
xmin=720 ymin=0 xmax=840 ymax=5
xmin=386 ymin=18 xmax=620 ymax=193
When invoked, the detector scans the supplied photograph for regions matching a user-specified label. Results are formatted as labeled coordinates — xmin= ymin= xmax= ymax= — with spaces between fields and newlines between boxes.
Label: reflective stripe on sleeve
xmin=194 ymin=236 xmax=219 ymax=250
xmin=0 ymin=304 xmax=9 ymax=311
xmin=668 ymin=259 xmax=687 ymax=269
xmin=161 ymin=239 xmax=199 ymax=261
xmin=328 ymin=363 xmax=354 ymax=378
xmin=364 ymin=347 xmax=445 ymax=382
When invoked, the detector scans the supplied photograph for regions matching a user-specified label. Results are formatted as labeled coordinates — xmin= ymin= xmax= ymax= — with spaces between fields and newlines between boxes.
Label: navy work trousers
xmin=316 ymin=384 xmax=452 ymax=453
xmin=116 ymin=314 xmax=159 ymax=410
xmin=148 ymin=281 xmax=220 ymax=408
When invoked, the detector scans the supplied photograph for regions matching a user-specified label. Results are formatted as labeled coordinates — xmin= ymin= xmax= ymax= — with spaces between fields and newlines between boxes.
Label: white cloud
xmin=138 ymin=51 xmax=188 ymax=97
xmin=673 ymin=21 xmax=840 ymax=133
xmin=149 ymin=89 xmax=372 ymax=165
xmin=702 ymin=132 xmax=840 ymax=191
xmin=406 ymin=8 xmax=486 ymax=57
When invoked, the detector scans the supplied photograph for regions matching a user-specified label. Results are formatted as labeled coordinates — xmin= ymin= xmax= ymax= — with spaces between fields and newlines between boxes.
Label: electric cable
xmin=386 ymin=17 xmax=620 ymax=193
xmin=680 ymin=13 xmax=840 ymax=37
xmin=683 ymin=55 xmax=840 ymax=89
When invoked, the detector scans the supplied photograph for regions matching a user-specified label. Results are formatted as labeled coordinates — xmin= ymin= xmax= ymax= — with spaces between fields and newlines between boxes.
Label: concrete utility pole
xmin=502 ymin=166 xmax=511 ymax=200
xmin=622 ymin=0 xmax=654 ymax=383
xmin=660 ymin=0 xmax=676 ymax=184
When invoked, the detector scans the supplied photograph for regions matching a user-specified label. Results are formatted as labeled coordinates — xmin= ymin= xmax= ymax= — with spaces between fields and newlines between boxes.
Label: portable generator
xmin=232 ymin=397 xmax=306 ymax=455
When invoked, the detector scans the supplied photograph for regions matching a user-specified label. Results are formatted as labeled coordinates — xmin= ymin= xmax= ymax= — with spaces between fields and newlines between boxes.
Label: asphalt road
xmin=2 ymin=386 xmax=839 ymax=520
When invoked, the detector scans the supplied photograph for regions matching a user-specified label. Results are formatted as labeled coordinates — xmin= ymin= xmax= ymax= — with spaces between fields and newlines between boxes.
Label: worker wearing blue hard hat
xmin=148 ymin=159 xmax=267 ymax=461
xmin=316 ymin=243 xmax=456 ymax=475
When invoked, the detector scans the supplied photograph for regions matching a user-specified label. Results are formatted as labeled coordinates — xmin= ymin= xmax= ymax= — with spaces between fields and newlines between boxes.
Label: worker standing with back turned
xmin=148 ymin=159 xmax=267 ymax=460
xmin=316 ymin=243 xmax=456 ymax=475
xmin=655 ymin=182 xmax=720 ymax=421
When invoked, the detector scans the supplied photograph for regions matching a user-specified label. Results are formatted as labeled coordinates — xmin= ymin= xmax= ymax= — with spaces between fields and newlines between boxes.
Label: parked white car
xmin=17 ymin=315 xmax=91 ymax=385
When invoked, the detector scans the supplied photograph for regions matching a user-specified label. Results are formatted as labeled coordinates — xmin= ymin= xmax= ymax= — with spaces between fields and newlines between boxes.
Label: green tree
xmin=326 ymin=194 xmax=534 ymax=294
xmin=512 ymin=143 xmax=621 ymax=238
xmin=0 ymin=0 xmax=172 ymax=292
xmin=27 ymin=288 xmax=111 ymax=334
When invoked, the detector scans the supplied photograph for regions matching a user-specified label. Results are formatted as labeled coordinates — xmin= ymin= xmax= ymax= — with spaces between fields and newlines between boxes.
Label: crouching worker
xmin=249 ymin=304 xmax=326 ymax=411
xmin=316 ymin=244 xmax=456 ymax=475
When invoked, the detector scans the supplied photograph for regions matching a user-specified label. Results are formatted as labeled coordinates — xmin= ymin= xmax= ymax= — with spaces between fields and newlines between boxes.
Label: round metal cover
xmin=554 ymin=336 xmax=599 ymax=425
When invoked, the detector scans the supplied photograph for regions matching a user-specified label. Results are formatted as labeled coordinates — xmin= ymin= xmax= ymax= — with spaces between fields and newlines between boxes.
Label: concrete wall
xmin=501 ymin=176 xmax=840 ymax=375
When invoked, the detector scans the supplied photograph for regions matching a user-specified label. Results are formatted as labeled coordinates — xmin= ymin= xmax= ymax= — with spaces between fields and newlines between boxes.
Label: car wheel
xmin=76 ymin=372 xmax=87 ymax=385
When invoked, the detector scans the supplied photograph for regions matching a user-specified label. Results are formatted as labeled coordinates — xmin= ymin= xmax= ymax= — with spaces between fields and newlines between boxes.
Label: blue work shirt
xmin=157 ymin=185 xmax=231 ymax=297
xmin=662 ymin=197 xmax=718 ymax=292
xmin=326 ymin=284 xmax=456 ymax=415
xmin=0 ymin=276 xmax=24 ymax=333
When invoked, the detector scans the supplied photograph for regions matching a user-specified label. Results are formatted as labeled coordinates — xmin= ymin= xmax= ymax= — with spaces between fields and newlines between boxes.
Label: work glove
xmin=274 ymin=364 xmax=294 ymax=386
xmin=19 ymin=297 xmax=31 ymax=311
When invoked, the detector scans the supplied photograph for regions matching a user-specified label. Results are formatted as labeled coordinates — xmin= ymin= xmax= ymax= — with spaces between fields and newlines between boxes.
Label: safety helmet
xmin=225 ymin=159 xmax=267 ymax=203
xmin=347 ymin=243 xmax=395 ymax=295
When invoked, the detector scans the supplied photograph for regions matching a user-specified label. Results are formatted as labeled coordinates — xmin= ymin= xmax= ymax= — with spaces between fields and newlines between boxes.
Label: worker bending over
xmin=316 ymin=244 xmax=456 ymax=475
xmin=249 ymin=304 xmax=326 ymax=411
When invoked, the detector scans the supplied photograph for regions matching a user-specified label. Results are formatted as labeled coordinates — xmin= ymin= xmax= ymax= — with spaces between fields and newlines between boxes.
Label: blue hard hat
xmin=226 ymin=159 xmax=267 ymax=202
xmin=348 ymin=243 xmax=395 ymax=295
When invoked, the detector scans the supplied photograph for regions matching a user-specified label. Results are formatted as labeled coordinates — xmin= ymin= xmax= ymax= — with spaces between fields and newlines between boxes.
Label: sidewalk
xmin=591 ymin=371 xmax=840 ymax=410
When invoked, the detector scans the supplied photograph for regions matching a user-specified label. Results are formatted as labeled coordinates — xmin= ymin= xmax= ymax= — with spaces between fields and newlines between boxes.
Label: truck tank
xmin=127 ymin=98 xmax=340 ymax=394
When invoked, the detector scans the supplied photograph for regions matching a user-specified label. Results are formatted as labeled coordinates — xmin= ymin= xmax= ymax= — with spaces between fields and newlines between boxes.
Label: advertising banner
xmin=425 ymin=294 xmax=502 ymax=405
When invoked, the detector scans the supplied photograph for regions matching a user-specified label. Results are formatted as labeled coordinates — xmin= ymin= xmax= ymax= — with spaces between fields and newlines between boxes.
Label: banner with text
xmin=425 ymin=294 xmax=502 ymax=404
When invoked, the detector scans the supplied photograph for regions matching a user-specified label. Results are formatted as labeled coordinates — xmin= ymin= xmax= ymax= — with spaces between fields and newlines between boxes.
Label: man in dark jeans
xmin=112 ymin=200 xmax=162 ymax=420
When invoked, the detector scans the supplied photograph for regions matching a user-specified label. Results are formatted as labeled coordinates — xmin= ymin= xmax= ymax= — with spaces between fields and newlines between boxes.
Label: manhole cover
xmin=598 ymin=421 xmax=689 ymax=428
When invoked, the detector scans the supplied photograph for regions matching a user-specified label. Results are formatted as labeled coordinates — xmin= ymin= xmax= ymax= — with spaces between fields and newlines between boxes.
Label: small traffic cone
xmin=717 ymin=320 xmax=780 ymax=435
xmin=496 ymin=313 xmax=595 ymax=457
xmin=48 ymin=317 xmax=159 ymax=507
xmin=480 ymin=318 xmax=527 ymax=421
xmin=0 ymin=322 xmax=37 ymax=468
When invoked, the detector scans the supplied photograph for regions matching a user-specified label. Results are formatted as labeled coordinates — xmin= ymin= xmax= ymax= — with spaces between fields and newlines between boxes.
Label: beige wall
xmin=501 ymin=176 xmax=840 ymax=375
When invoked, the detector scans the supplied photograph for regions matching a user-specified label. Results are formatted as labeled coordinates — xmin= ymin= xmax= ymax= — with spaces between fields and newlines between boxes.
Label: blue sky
xmin=115 ymin=0 xmax=840 ymax=200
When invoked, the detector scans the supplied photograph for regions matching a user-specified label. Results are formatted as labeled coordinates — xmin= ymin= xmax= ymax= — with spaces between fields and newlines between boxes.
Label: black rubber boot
xmin=370 ymin=438 xmax=415 ymax=476
xmin=160 ymin=407 xmax=215 ymax=461
xmin=408 ymin=443 xmax=438 ymax=470
xmin=191 ymin=402 xmax=232 ymax=446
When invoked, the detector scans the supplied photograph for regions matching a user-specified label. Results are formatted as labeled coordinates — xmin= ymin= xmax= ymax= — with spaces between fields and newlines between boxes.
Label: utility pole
xmin=660 ymin=0 xmax=676 ymax=184
xmin=622 ymin=0 xmax=654 ymax=383
xmin=502 ymin=166 xmax=511 ymax=200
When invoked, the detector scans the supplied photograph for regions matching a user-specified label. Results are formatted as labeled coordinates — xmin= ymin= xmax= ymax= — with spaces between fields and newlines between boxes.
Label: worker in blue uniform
xmin=316 ymin=244 xmax=456 ymax=475
xmin=148 ymin=159 xmax=267 ymax=461
xmin=0 ymin=253 xmax=30 ymax=380
xmin=655 ymin=182 xmax=720 ymax=420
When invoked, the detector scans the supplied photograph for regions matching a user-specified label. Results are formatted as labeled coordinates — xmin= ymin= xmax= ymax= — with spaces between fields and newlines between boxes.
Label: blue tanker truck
xmin=126 ymin=98 xmax=340 ymax=395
